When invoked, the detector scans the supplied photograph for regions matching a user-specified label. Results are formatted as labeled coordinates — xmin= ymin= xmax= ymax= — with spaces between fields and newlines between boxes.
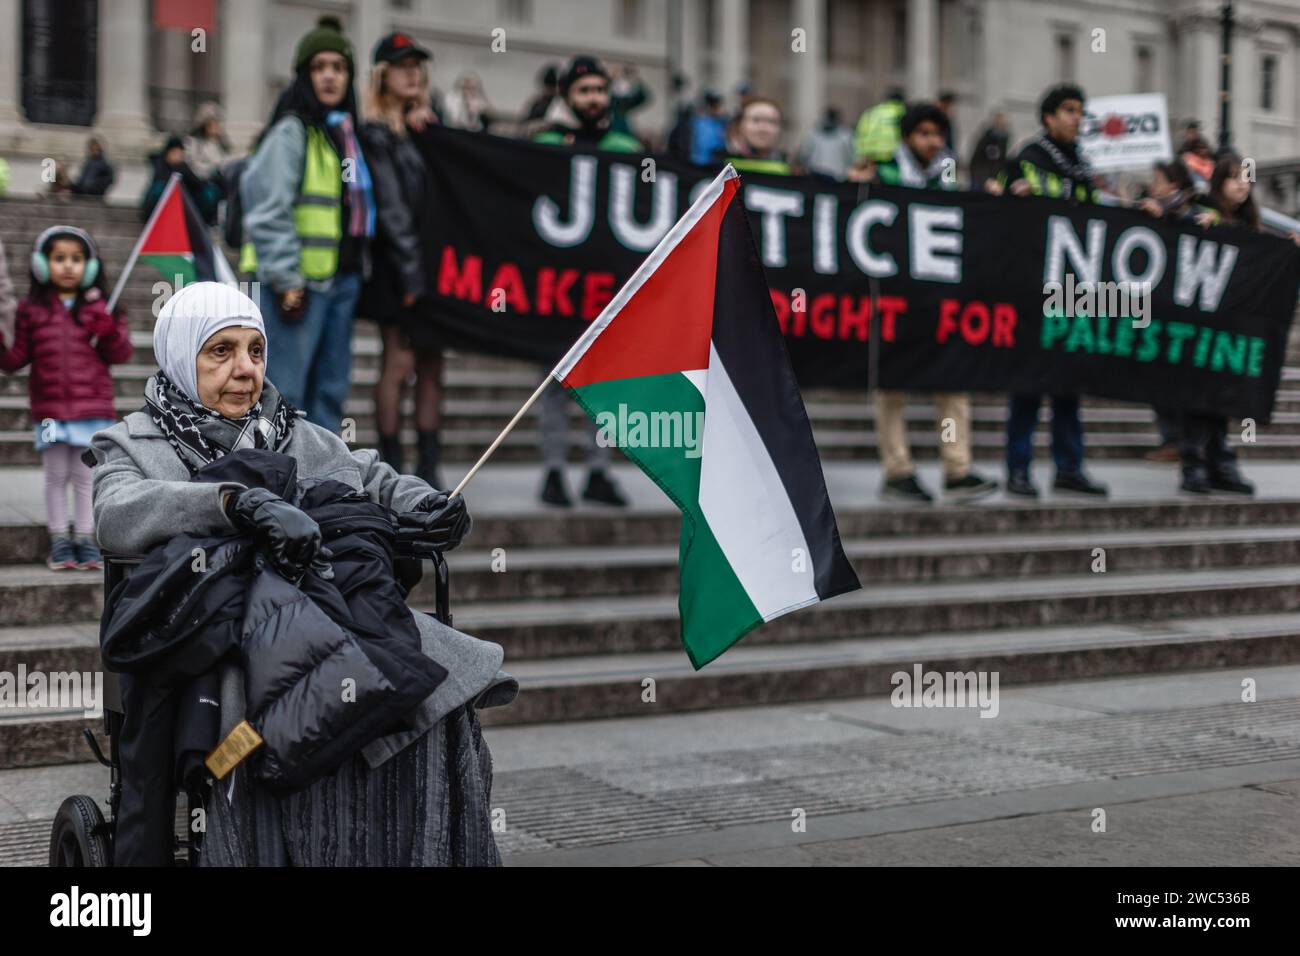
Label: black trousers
xmin=1179 ymin=411 xmax=1237 ymax=472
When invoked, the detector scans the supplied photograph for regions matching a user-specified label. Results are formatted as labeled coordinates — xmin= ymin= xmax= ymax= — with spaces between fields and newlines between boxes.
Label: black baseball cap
xmin=560 ymin=55 xmax=609 ymax=95
xmin=373 ymin=32 xmax=431 ymax=65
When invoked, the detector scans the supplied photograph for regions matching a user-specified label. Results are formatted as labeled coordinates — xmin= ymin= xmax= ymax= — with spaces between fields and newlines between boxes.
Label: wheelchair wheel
xmin=50 ymin=795 xmax=111 ymax=867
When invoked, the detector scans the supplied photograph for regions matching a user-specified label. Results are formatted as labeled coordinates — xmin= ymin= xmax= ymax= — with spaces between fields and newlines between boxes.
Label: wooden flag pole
xmin=107 ymin=172 xmax=180 ymax=314
xmin=449 ymin=374 xmax=553 ymax=497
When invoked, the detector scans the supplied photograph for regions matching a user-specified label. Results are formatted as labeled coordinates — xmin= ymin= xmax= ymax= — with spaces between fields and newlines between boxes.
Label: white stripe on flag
xmin=697 ymin=343 xmax=819 ymax=620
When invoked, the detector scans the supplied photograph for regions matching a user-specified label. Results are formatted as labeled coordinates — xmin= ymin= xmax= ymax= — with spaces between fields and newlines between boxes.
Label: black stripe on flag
xmin=710 ymin=190 xmax=861 ymax=602
xmin=180 ymin=183 xmax=221 ymax=282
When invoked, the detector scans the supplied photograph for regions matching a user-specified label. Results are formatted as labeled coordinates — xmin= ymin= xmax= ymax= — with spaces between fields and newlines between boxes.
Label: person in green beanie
xmin=238 ymin=15 xmax=375 ymax=432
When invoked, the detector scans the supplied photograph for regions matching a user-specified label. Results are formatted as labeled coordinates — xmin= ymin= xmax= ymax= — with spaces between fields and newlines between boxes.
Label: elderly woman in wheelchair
xmin=79 ymin=282 xmax=515 ymax=867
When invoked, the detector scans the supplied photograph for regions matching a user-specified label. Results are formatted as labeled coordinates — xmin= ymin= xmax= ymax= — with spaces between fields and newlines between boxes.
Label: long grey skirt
xmin=199 ymin=703 xmax=501 ymax=867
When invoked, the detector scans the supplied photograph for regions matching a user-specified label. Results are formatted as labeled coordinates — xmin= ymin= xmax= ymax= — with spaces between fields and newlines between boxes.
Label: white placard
xmin=1078 ymin=93 xmax=1174 ymax=172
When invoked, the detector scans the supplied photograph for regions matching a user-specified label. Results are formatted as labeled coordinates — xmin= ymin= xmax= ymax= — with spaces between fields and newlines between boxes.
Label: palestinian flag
xmin=136 ymin=172 xmax=237 ymax=286
xmin=554 ymin=165 xmax=860 ymax=668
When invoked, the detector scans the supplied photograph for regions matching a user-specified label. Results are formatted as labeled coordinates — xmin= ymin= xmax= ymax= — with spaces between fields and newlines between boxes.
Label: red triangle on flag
xmin=138 ymin=181 xmax=192 ymax=257
xmin=561 ymin=174 xmax=738 ymax=389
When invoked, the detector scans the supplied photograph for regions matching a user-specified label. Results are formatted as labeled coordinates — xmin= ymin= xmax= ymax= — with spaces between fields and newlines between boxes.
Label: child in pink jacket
xmin=0 ymin=225 xmax=131 ymax=569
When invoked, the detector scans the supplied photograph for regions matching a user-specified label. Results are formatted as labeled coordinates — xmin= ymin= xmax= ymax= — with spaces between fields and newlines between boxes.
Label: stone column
xmin=220 ymin=0 xmax=269 ymax=152
xmin=906 ymin=0 xmax=937 ymax=100
xmin=0 ymin=0 xmax=21 ymax=135
xmin=678 ymin=0 xmax=704 ymax=101
xmin=97 ymin=0 xmax=155 ymax=148
xmin=717 ymin=0 xmax=749 ymax=104
xmin=791 ymin=0 xmax=825 ymax=146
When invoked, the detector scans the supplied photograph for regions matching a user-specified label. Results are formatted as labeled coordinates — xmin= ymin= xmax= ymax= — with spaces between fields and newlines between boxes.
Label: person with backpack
xmin=0 ymin=226 xmax=131 ymax=570
xmin=990 ymin=84 xmax=1108 ymax=499
xmin=238 ymin=15 xmax=374 ymax=433
xmin=357 ymin=32 xmax=445 ymax=489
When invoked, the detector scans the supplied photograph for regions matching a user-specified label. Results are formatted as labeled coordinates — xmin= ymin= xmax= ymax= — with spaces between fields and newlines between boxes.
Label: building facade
xmin=1 ymin=0 xmax=1299 ymax=198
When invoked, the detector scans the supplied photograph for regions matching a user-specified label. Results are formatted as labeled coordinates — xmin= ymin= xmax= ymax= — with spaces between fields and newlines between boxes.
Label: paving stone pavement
xmin=4 ymin=667 xmax=1300 ymax=866
xmin=490 ymin=696 xmax=1300 ymax=858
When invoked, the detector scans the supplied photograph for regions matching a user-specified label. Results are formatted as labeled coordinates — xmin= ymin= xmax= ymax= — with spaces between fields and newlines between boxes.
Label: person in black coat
xmin=358 ymin=33 xmax=444 ymax=489
xmin=141 ymin=135 xmax=216 ymax=223
xmin=71 ymin=137 xmax=115 ymax=198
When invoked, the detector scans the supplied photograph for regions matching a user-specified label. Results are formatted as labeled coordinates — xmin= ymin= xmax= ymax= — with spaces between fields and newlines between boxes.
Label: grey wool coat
xmin=88 ymin=411 xmax=517 ymax=768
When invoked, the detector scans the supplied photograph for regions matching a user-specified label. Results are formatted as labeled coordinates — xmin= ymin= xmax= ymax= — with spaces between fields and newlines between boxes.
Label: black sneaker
xmin=1207 ymin=466 xmax=1254 ymax=495
xmin=540 ymin=468 xmax=572 ymax=507
xmin=583 ymin=469 xmax=628 ymax=507
xmin=47 ymin=535 xmax=77 ymax=571
xmin=1180 ymin=465 xmax=1211 ymax=494
xmin=944 ymin=472 xmax=998 ymax=501
xmin=881 ymin=474 xmax=934 ymax=503
xmin=1006 ymin=469 xmax=1038 ymax=498
xmin=1053 ymin=471 xmax=1109 ymax=497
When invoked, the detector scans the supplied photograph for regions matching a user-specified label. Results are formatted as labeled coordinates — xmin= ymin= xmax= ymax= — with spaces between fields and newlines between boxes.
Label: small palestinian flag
xmin=137 ymin=172 xmax=237 ymax=287
xmin=554 ymin=165 xmax=860 ymax=668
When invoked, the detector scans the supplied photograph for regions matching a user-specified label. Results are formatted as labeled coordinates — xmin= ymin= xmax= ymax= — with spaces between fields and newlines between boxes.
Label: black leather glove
xmin=225 ymin=487 xmax=323 ymax=578
xmin=396 ymin=492 xmax=472 ymax=551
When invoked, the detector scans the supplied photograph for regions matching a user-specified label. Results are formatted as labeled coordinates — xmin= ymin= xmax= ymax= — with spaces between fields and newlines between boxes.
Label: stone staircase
xmin=4 ymin=195 xmax=1300 ymax=771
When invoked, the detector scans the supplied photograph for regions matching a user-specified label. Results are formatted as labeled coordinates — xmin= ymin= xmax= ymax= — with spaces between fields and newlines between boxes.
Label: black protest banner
xmin=416 ymin=126 xmax=1300 ymax=421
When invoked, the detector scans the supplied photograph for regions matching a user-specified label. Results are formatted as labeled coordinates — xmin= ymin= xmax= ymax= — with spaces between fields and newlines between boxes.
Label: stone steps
xmin=6 ymin=386 xmax=1294 ymax=435
xmin=430 ymin=564 xmax=1300 ymax=659
xmin=5 ymin=524 xmax=1300 ymax=625
xmin=6 ymin=425 xmax=1297 ymax=466
xmin=7 ymin=196 xmax=1300 ymax=768
xmin=7 ymin=611 xmax=1300 ymax=763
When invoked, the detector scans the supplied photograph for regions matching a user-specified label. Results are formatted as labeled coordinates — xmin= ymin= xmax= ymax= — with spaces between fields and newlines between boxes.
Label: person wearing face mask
xmin=86 ymin=283 xmax=512 ymax=866
xmin=238 ymin=16 xmax=375 ymax=433
xmin=532 ymin=55 xmax=636 ymax=507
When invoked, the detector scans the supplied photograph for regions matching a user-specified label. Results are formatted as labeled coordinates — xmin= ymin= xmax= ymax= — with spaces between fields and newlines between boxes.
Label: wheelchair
xmin=49 ymin=537 xmax=452 ymax=867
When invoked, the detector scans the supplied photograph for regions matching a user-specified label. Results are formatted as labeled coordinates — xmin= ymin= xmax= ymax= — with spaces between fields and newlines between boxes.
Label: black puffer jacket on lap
xmin=103 ymin=449 xmax=448 ymax=797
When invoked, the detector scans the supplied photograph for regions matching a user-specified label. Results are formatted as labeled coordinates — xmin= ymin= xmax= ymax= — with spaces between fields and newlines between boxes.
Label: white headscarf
xmin=153 ymin=282 xmax=266 ymax=405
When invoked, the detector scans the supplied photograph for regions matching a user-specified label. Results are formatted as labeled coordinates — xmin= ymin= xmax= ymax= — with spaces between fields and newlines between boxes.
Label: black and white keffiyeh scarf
xmin=144 ymin=369 xmax=299 ymax=475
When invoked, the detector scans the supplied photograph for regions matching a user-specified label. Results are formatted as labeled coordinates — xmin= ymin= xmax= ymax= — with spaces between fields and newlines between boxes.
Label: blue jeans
xmin=1006 ymin=392 xmax=1084 ymax=475
xmin=260 ymin=272 xmax=361 ymax=431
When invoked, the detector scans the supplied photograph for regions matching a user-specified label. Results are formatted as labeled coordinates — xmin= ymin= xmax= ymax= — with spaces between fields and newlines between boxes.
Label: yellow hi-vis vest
xmin=239 ymin=124 xmax=342 ymax=281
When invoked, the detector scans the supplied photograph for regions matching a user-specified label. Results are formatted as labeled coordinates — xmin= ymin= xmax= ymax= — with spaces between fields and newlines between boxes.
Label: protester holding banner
xmin=871 ymin=102 xmax=996 ymax=503
xmin=993 ymin=84 xmax=1108 ymax=499
xmin=358 ymin=33 xmax=446 ymax=488
xmin=1139 ymin=159 xmax=1200 ymax=463
xmin=1175 ymin=154 xmax=1263 ymax=495
xmin=238 ymin=16 xmax=374 ymax=432
xmin=532 ymin=54 xmax=634 ymax=506
xmin=715 ymin=96 xmax=792 ymax=175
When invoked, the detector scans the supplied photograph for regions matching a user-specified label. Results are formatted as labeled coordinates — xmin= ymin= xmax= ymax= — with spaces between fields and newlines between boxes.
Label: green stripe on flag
xmin=569 ymin=371 xmax=763 ymax=668
xmin=141 ymin=253 xmax=196 ymax=286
